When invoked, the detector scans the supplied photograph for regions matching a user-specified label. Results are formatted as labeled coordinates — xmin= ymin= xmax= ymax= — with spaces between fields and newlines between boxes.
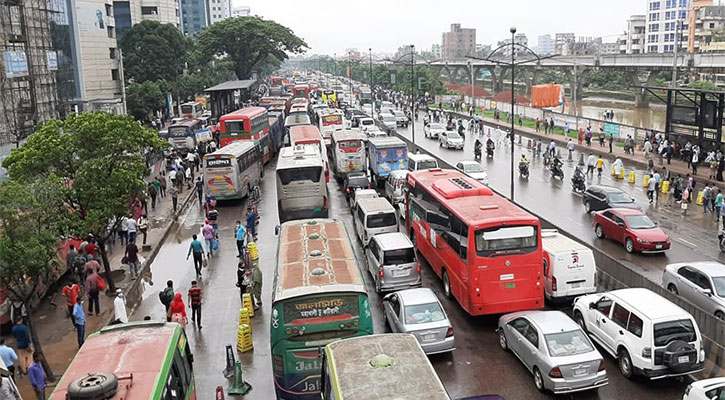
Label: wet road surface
xmin=129 ymin=145 xmax=689 ymax=399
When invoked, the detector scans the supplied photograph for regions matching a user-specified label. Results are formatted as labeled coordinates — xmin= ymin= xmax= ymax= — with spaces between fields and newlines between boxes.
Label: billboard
xmin=47 ymin=51 xmax=58 ymax=71
xmin=3 ymin=51 xmax=29 ymax=78
xmin=76 ymin=2 xmax=108 ymax=35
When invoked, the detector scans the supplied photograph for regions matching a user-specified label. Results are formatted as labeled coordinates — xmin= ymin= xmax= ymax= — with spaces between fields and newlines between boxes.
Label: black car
xmin=583 ymin=185 xmax=641 ymax=213
xmin=343 ymin=172 xmax=371 ymax=199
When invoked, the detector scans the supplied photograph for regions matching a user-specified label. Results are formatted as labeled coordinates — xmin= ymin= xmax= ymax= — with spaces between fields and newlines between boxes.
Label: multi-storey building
xmin=206 ymin=0 xmax=230 ymax=24
xmin=442 ymin=23 xmax=476 ymax=59
xmin=619 ymin=14 xmax=646 ymax=54
xmin=537 ymin=34 xmax=555 ymax=55
xmin=687 ymin=4 xmax=725 ymax=52
xmin=645 ymin=0 xmax=690 ymax=53
xmin=555 ymin=32 xmax=575 ymax=55
xmin=113 ymin=0 xmax=179 ymax=39
xmin=231 ymin=5 xmax=249 ymax=17
xmin=687 ymin=0 xmax=712 ymax=52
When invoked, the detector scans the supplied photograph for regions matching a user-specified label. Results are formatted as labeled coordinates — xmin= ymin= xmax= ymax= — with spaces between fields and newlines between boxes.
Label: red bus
xmin=289 ymin=125 xmax=330 ymax=183
xmin=270 ymin=75 xmax=284 ymax=87
xmin=293 ymin=84 xmax=310 ymax=99
xmin=405 ymin=169 xmax=544 ymax=315
xmin=218 ymin=107 xmax=272 ymax=163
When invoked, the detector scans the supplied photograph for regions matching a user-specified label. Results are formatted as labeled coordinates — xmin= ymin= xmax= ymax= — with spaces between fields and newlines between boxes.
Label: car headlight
xmin=636 ymin=238 xmax=649 ymax=243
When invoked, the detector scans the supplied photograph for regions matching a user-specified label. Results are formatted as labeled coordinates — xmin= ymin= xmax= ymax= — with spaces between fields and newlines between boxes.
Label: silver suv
xmin=365 ymin=232 xmax=421 ymax=293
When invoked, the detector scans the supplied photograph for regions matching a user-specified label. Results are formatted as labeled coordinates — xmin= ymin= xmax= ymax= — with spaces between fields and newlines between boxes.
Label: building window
xmin=649 ymin=13 xmax=660 ymax=21
xmin=105 ymin=4 xmax=113 ymax=16
xmin=109 ymin=48 xmax=116 ymax=59
xmin=111 ymin=68 xmax=120 ymax=80
xmin=107 ymin=26 xmax=114 ymax=38
xmin=648 ymin=45 xmax=659 ymax=52
xmin=141 ymin=6 xmax=158 ymax=14
xmin=650 ymin=23 xmax=660 ymax=32
xmin=678 ymin=0 xmax=686 ymax=6
xmin=679 ymin=9 xmax=686 ymax=18
xmin=650 ymin=1 xmax=660 ymax=10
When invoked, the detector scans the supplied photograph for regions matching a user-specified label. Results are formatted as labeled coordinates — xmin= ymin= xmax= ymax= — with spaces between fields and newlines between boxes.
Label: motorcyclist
xmin=552 ymin=155 xmax=563 ymax=174
xmin=486 ymin=135 xmax=495 ymax=150
xmin=474 ymin=138 xmax=482 ymax=158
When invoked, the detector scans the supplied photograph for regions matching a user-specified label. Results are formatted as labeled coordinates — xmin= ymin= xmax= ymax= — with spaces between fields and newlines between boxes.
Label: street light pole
xmin=468 ymin=60 xmax=474 ymax=115
xmin=411 ymin=44 xmax=416 ymax=151
xmin=510 ymin=26 xmax=516 ymax=202
xmin=672 ymin=19 xmax=680 ymax=87
xmin=369 ymin=48 xmax=373 ymax=90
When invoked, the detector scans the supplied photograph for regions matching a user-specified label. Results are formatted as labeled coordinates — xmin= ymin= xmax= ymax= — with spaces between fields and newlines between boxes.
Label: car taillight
xmin=346 ymin=187 xmax=350 ymax=193
xmin=416 ymin=260 xmax=421 ymax=273
xmin=549 ymin=367 xmax=563 ymax=378
xmin=552 ymin=276 xmax=558 ymax=292
xmin=598 ymin=360 xmax=606 ymax=371
xmin=445 ymin=327 xmax=454 ymax=338
xmin=378 ymin=265 xmax=384 ymax=277
xmin=368 ymin=184 xmax=371 ymax=189
xmin=323 ymin=196 xmax=327 ymax=209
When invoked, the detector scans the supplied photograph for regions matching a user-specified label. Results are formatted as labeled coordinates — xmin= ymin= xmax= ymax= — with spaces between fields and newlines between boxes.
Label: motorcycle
xmin=519 ymin=161 xmax=530 ymax=178
xmin=571 ymin=169 xmax=586 ymax=192
xmin=486 ymin=143 xmax=495 ymax=158
xmin=474 ymin=144 xmax=482 ymax=160
xmin=551 ymin=163 xmax=564 ymax=180
xmin=543 ymin=151 xmax=552 ymax=166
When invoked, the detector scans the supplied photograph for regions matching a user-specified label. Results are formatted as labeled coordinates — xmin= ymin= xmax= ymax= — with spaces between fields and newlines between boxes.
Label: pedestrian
xmin=61 ymin=281 xmax=80 ymax=322
xmin=0 ymin=373 xmax=19 ymax=400
xmin=0 ymin=338 xmax=18 ymax=379
xmin=83 ymin=255 xmax=100 ymax=277
xmin=85 ymin=268 xmax=101 ymax=316
xmin=187 ymin=234 xmax=205 ymax=278
xmin=170 ymin=184 xmax=179 ymax=213
xmin=188 ymin=280 xmax=202 ymax=329
xmin=235 ymin=221 xmax=247 ymax=258
xmin=119 ymin=216 xmax=129 ymax=246
xmin=169 ymin=168 xmax=177 ymax=189
xmin=596 ymin=155 xmax=605 ymax=177
xmin=159 ymin=280 xmax=174 ymax=321
xmin=564 ymin=122 xmax=570 ymax=137
xmin=692 ymin=147 xmax=700 ymax=175
xmin=137 ymin=214 xmax=149 ymax=246
xmin=124 ymin=239 xmax=139 ymax=277
xmin=113 ymin=289 xmax=128 ymax=324
xmin=535 ymin=118 xmax=540 ymax=132
xmin=585 ymin=128 xmax=593 ymax=146
xmin=246 ymin=207 xmax=256 ymax=240
xmin=543 ymin=119 xmax=548 ymax=134
xmin=586 ymin=153 xmax=596 ymax=175
xmin=647 ymin=174 xmax=656 ymax=204
xmin=236 ymin=262 xmax=249 ymax=303
xmin=608 ymin=134 xmax=613 ymax=153
xmin=66 ymin=244 xmax=78 ymax=276
xmin=127 ymin=215 xmax=137 ymax=244
xmin=716 ymin=189 xmax=723 ymax=221
xmin=599 ymin=130 xmax=606 ymax=147
xmin=158 ymin=175 xmax=167 ymax=198
xmin=566 ymin=139 xmax=574 ymax=160
xmin=195 ymin=177 xmax=203 ymax=206
xmin=252 ymin=256 xmax=263 ymax=311
xmin=72 ymin=297 xmax=85 ymax=348
xmin=202 ymin=219 xmax=215 ymax=257
xmin=167 ymin=293 xmax=187 ymax=328
xmin=28 ymin=352 xmax=46 ymax=400
xmin=578 ymin=128 xmax=583 ymax=144
xmin=653 ymin=170 xmax=661 ymax=201
xmin=185 ymin=164 xmax=193 ymax=190
xmin=83 ymin=238 xmax=99 ymax=260
xmin=682 ymin=187 xmax=690 ymax=215
xmin=148 ymin=182 xmax=158 ymax=211
xmin=132 ymin=197 xmax=143 ymax=221
xmin=11 ymin=319 xmax=31 ymax=375
xmin=703 ymin=184 xmax=712 ymax=213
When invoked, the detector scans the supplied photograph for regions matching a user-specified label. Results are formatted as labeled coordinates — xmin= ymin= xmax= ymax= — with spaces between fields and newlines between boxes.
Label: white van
xmin=276 ymin=145 xmax=328 ymax=223
xmin=354 ymin=197 xmax=398 ymax=246
xmin=541 ymin=229 xmax=597 ymax=302
xmin=407 ymin=153 xmax=439 ymax=172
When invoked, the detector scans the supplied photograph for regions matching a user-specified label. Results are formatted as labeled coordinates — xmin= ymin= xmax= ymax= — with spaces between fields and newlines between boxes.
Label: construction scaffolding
xmin=0 ymin=0 xmax=60 ymax=147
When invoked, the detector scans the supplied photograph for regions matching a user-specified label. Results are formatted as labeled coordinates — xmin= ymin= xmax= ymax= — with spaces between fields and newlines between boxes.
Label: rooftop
xmin=204 ymin=79 xmax=257 ymax=93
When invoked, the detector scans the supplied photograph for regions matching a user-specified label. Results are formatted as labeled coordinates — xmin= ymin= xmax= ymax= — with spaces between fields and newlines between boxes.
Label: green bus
xmin=271 ymin=219 xmax=373 ymax=399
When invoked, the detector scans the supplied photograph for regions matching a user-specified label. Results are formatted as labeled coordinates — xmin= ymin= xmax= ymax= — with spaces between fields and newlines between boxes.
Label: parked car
xmin=439 ymin=130 xmax=464 ymax=149
xmin=583 ymin=185 xmax=640 ymax=213
xmin=573 ymin=288 xmax=705 ymax=379
xmin=343 ymin=172 xmax=371 ymax=200
xmin=683 ymin=377 xmax=725 ymax=400
xmin=424 ymin=123 xmax=446 ymax=139
xmin=365 ymin=232 xmax=421 ymax=292
xmin=382 ymin=288 xmax=454 ymax=354
xmin=455 ymin=160 xmax=488 ymax=184
xmin=497 ymin=310 xmax=608 ymax=394
xmin=662 ymin=261 xmax=725 ymax=320
xmin=593 ymin=208 xmax=670 ymax=253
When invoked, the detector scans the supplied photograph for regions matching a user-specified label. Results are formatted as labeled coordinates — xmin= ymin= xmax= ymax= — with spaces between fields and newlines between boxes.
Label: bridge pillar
xmin=563 ymin=69 xmax=587 ymax=101
xmin=628 ymin=70 xmax=660 ymax=108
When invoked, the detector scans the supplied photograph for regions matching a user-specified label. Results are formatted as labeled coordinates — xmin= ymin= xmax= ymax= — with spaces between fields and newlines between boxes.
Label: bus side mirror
xmin=589 ymin=302 xmax=596 ymax=310
xmin=274 ymin=225 xmax=280 ymax=236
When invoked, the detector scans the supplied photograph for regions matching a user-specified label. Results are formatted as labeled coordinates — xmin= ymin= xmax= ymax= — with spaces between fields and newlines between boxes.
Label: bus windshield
xmin=205 ymin=158 xmax=232 ymax=168
xmin=169 ymin=126 xmax=190 ymax=137
xmin=278 ymin=167 xmax=322 ymax=185
xmin=475 ymin=225 xmax=538 ymax=256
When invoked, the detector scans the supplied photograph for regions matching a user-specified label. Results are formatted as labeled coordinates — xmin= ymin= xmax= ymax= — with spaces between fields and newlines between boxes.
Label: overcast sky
xmin=236 ymin=0 xmax=644 ymax=55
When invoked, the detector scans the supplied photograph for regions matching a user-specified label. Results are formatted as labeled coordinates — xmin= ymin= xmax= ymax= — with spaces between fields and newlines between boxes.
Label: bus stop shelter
xmin=204 ymin=79 xmax=258 ymax=119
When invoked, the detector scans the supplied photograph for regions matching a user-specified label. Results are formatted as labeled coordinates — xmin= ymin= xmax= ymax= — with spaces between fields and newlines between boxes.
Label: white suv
xmin=572 ymin=288 xmax=705 ymax=379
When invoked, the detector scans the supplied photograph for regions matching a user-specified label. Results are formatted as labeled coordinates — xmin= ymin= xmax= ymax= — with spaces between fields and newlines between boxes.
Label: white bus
xmin=180 ymin=101 xmax=204 ymax=119
xmin=330 ymin=129 xmax=364 ymax=180
xmin=276 ymin=145 xmax=328 ymax=223
xmin=202 ymin=141 xmax=262 ymax=200
xmin=317 ymin=109 xmax=344 ymax=146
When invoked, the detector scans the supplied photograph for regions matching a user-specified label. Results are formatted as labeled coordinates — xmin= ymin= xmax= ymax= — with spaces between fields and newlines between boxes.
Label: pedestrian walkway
xmin=6 ymin=178 xmax=195 ymax=399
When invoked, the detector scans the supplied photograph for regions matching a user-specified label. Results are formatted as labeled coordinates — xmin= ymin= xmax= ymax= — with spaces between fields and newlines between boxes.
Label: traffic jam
xmin=266 ymin=70 xmax=723 ymax=400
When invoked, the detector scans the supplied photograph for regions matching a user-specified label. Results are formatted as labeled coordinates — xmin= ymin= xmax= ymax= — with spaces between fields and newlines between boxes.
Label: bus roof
xmin=290 ymin=125 xmax=323 ymax=143
xmin=284 ymin=115 xmax=311 ymax=127
xmin=273 ymin=219 xmax=365 ymax=302
xmin=50 ymin=321 xmax=181 ymax=399
xmin=169 ymin=118 xmax=201 ymax=127
xmin=219 ymin=106 xmax=267 ymax=120
xmin=331 ymin=130 xmax=362 ymax=142
xmin=409 ymin=169 xmax=539 ymax=227
xmin=325 ymin=334 xmax=450 ymax=400
xmin=203 ymin=140 xmax=256 ymax=159
xmin=277 ymin=146 xmax=323 ymax=169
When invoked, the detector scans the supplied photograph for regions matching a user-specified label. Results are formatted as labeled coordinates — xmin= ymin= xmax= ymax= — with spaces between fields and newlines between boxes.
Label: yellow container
xmin=643 ymin=175 xmax=650 ymax=188
xmin=628 ymin=171 xmax=635 ymax=183
xmin=611 ymin=165 xmax=616 ymax=176
xmin=236 ymin=324 xmax=253 ymax=352
xmin=618 ymin=168 xmax=625 ymax=179
xmin=660 ymin=180 xmax=670 ymax=193
xmin=242 ymin=293 xmax=254 ymax=318
xmin=239 ymin=307 xmax=250 ymax=326
xmin=247 ymin=242 xmax=258 ymax=260
xmin=696 ymin=191 xmax=704 ymax=205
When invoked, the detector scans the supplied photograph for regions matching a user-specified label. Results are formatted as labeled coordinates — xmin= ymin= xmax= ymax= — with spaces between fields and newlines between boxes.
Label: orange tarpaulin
xmin=531 ymin=84 xmax=567 ymax=108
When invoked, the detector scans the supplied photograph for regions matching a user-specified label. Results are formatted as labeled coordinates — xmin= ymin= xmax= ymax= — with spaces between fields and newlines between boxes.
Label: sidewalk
xmin=7 ymin=178 xmax=196 ymax=399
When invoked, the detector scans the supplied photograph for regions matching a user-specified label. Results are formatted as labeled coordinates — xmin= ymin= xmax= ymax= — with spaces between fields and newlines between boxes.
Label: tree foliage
xmin=3 ymin=112 xmax=168 ymax=290
xmin=120 ymin=21 xmax=189 ymax=83
xmin=196 ymin=16 xmax=308 ymax=79
xmin=585 ymin=70 xmax=629 ymax=89
xmin=127 ymin=80 xmax=166 ymax=121
xmin=689 ymin=80 xmax=719 ymax=90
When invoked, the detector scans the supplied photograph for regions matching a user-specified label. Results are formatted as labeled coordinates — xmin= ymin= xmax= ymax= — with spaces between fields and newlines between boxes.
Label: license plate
xmin=500 ymin=273 xmax=514 ymax=281
xmin=422 ymin=334 xmax=436 ymax=342
xmin=678 ymin=355 xmax=689 ymax=364
xmin=573 ymin=368 xmax=587 ymax=377
xmin=505 ymin=283 xmax=516 ymax=289
xmin=571 ymin=282 xmax=581 ymax=288
xmin=656 ymin=244 xmax=663 ymax=249
xmin=392 ymin=269 xmax=410 ymax=277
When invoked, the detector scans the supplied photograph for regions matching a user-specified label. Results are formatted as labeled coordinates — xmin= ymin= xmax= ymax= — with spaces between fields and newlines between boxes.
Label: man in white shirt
xmin=113 ymin=289 xmax=128 ymax=324
xmin=126 ymin=217 xmax=137 ymax=244
xmin=169 ymin=169 xmax=177 ymax=188
xmin=586 ymin=153 xmax=596 ymax=175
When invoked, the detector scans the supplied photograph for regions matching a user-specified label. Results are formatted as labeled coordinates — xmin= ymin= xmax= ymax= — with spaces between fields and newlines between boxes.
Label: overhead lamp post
xmin=369 ymin=48 xmax=373 ymax=90
xmin=410 ymin=44 xmax=416 ymax=151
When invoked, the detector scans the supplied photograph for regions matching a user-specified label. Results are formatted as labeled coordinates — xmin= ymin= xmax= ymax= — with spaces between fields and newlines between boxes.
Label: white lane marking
xmin=566 ymin=217 xmax=584 ymax=227
xmin=676 ymin=237 xmax=698 ymax=249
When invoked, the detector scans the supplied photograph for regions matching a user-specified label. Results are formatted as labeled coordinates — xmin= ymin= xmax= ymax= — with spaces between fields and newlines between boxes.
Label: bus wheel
xmin=442 ymin=269 xmax=452 ymax=299
xmin=67 ymin=372 xmax=119 ymax=399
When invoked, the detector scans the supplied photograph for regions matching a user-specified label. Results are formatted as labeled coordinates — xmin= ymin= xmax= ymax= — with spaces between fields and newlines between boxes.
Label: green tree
xmin=126 ymin=80 xmax=166 ymax=121
xmin=196 ymin=16 xmax=308 ymax=79
xmin=120 ymin=21 xmax=189 ymax=83
xmin=689 ymin=80 xmax=719 ymax=90
xmin=0 ymin=178 xmax=67 ymax=380
xmin=392 ymin=66 xmax=447 ymax=96
xmin=3 ymin=113 xmax=168 ymax=292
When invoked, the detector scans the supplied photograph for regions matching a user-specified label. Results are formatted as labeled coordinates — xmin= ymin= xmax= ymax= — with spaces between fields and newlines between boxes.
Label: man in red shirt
xmin=61 ymin=281 xmax=80 ymax=323
xmin=187 ymin=280 xmax=202 ymax=329
xmin=84 ymin=239 xmax=99 ymax=259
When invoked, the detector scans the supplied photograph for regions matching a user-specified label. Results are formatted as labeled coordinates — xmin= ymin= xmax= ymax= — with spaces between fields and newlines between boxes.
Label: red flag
xmin=346 ymin=65 xmax=350 ymax=78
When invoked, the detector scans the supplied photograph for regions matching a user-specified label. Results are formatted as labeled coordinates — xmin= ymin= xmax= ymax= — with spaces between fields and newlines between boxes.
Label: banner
xmin=604 ymin=122 xmax=620 ymax=138
xmin=47 ymin=51 xmax=58 ymax=71
xmin=635 ymin=128 xmax=648 ymax=140
xmin=434 ymin=94 xmax=462 ymax=105
xmin=195 ymin=127 xmax=212 ymax=143
xmin=76 ymin=2 xmax=108 ymax=35
xmin=619 ymin=125 xmax=635 ymax=139
xmin=3 ymin=51 xmax=28 ymax=78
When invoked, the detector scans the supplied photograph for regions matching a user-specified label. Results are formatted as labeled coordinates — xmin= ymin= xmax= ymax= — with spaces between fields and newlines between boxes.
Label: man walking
xmin=85 ymin=268 xmax=101 ymax=316
xmin=158 ymin=175 xmax=167 ymax=198
xmin=703 ymin=184 xmax=712 ymax=213
xmin=113 ymin=289 xmax=128 ymax=324
xmin=0 ymin=338 xmax=18 ymax=379
xmin=28 ymin=352 xmax=46 ymax=400
xmin=246 ymin=207 xmax=256 ymax=240
xmin=170 ymin=184 xmax=179 ymax=213
xmin=596 ymin=155 xmax=605 ymax=177
xmin=12 ymin=318 xmax=31 ymax=374
xmin=159 ymin=280 xmax=174 ymax=322
xmin=124 ymin=239 xmax=139 ymax=277
xmin=148 ymin=182 xmax=158 ymax=211
xmin=65 ymin=245 xmax=78 ymax=276
xmin=647 ymin=173 xmax=656 ymax=204
xmin=566 ymin=139 xmax=574 ymax=160
xmin=186 ymin=234 xmax=205 ymax=278
xmin=195 ymin=177 xmax=204 ymax=206
xmin=235 ymin=221 xmax=246 ymax=258
xmin=202 ymin=220 xmax=215 ymax=257
xmin=188 ymin=280 xmax=203 ymax=329
xmin=72 ymin=297 xmax=85 ymax=348
xmin=61 ymin=281 xmax=80 ymax=323
xmin=586 ymin=153 xmax=596 ymax=175
xmin=716 ymin=189 xmax=723 ymax=221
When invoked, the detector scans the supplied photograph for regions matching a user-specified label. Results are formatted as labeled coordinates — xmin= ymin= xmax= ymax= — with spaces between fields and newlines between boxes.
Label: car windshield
xmin=624 ymin=215 xmax=656 ymax=229
xmin=463 ymin=163 xmax=484 ymax=173
xmin=430 ymin=123 xmax=444 ymax=130
xmin=447 ymin=131 xmax=462 ymax=139
xmin=383 ymin=115 xmax=396 ymax=122
xmin=653 ymin=319 xmax=697 ymax=347
xmin=417 ymin=160 xmax=438 ymax=170
xmin=367 ymin=212 xmax=397 ymax=228
xmin=608 ymin=192 xmax=633 ymax=203
xmin=404 ymin=302 xmax=445 ymax=325
xmin=545 ymin=330 xmax=595 ymax=357
xmin=394 ymin=111 xmax=405 ymax=117
xmin=713 ymin=277 xmax=725 ymax=297
xmin=348 ymin=177 xmax=369 ymax=188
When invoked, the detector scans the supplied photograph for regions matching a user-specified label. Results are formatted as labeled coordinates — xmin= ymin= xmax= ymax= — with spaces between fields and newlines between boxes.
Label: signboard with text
xmin=604 ymin=122 xmax=620 ymax=138
xmin=3 ymin=51 xmax=28 ymax=78
xmin=283 ymin=295 xmax=359 ymax=324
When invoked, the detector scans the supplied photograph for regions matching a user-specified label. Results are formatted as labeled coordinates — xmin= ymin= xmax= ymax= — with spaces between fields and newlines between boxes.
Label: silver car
xmin=663 ymin=261 xmax=725 ymax=320
xmin=439 ymin=130 xmax=464 ymax=149
xmin=456 ymin=160 xmax=489 ymax=185
xmin=425 ymin=123 xmax=445 ymax=138
xmin=497 ymin=310 xmax=608 ymax=394
xmin=383 ymin=288 xmax=455 ymax=354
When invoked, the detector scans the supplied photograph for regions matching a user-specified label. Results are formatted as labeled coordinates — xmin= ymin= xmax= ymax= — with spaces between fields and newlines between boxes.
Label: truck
xmin=367 ymin=137 xmax=408 ymax=187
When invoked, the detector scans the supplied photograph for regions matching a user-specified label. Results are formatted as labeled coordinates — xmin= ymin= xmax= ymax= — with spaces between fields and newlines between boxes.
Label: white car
xmin=362 ymin=104 xmax=373 ymax=116
xmin=455 ymin=160 xmax=488 ymax=184
xmin=683 ymin=377 xmax=725 ymax=399
xmin=424 ymin=123 xmax=445 ymax=138
xmin=380 ymin=114 xmax=397 ymax=131
xmin=662 ymin=261 xmax=725 ymax=320
xmin=438 ymin=130 xmax=464 ymax=150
